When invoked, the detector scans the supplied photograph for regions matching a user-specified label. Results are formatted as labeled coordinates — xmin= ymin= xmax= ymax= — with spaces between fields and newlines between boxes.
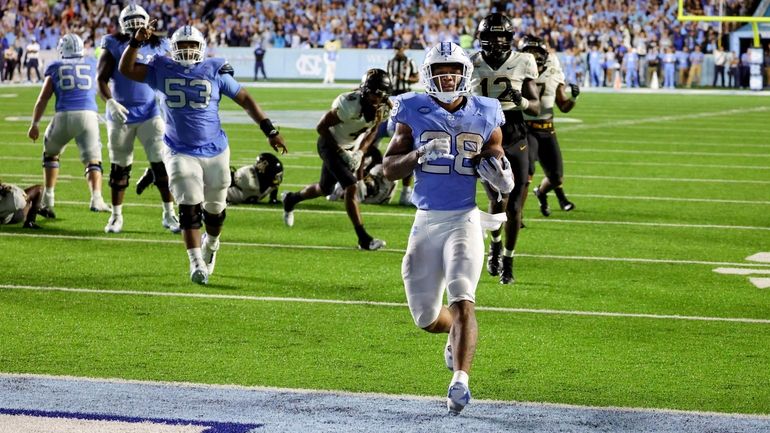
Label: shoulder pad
xmin=219 ymin=62 xmax=234 ymax=76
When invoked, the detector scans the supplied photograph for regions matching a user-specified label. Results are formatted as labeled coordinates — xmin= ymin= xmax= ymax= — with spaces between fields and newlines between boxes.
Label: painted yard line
xmin=567 ymin=138 xmax=770 ymax=149
xmin=565 ymin=160 xmax=770 ymax=171
xmin=566 ymin=174 xmax=770 ymax=185
xmin=750 ymin=278 xmax=770 ymax=289
xmin=3 ymin=372 xmax=770 ymax=421
xmin=2 ymin=284 xmax=769 ymax=325
xmin=713 ymin=268 xmax=770 ymax=275
xmin=558 ymin=106 xmax=770 ymax=132
xmin=3 ymin=231 xmax=770 ymax=268
xmin=48 ymin=200 xmax=770 ymax=231
xmin=567 ymin=148 xmax=770 ymax=158
xmin=569 ymin=193 xmax=770 ymax=205
xmin=747 ymin=252 xmax=770 ymax=263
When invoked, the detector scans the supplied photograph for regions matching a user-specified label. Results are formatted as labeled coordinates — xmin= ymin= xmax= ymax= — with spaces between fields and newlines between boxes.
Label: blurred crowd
xmin=1 ymin=0 xmax=768 ymax=88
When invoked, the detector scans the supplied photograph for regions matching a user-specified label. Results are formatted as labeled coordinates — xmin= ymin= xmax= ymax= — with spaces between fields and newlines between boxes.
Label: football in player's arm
xmin=383 ymin=42 xmax=512 ymax=416
xmin=119 ymin=21 xmax=286 ymax=285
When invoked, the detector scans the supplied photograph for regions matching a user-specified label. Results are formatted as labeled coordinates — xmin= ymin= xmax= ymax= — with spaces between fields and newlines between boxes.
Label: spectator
xmin=739 ymin=49 xmax=750 ymax=89
xmin=3 ymin=44 xmax=17 ymax=82
xmin=686 ymin=45 xmax=703 ymax=87
xmin=676 ymin=46 xmax=689 ymax=86
xmin=662 ymin=46 xmax=676 ymax=88
xmin=713 ymin=46 xmax=726 ymax=87
xmin=254 ymin=42 xmax=267 ymax=81
xmin=24 ymin=36 xmax=41 ymax=83
xmin=322 ymin=34 xmax=340 ymax=84
xmin=727 ymin=51 xmax=739 ymax=88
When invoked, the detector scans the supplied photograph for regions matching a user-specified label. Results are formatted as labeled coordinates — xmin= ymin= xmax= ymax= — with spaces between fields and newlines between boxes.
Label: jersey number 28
xmin=420 ymin=131 xmax=483 ymax=176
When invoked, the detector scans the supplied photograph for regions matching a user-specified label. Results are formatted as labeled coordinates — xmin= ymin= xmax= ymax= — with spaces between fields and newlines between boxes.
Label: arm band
xmin=259 ymin=119 xmax=279 ymax=138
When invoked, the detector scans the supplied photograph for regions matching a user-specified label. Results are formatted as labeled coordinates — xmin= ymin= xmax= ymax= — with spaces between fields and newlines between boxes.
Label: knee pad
xmin=42 ymin=153 xmax=60 ymax=169
xmin=150 ymin=161 xmax=169 ymax=187
xmin=202 ymin=208 xmax=226 ymax=227
xmin=84 ymin=162 xmax=102 ymax=176
xmin=178 ymin=204 xmax=203 ymax=230
xmin=108 ymin=164 xmax=132 ymax=191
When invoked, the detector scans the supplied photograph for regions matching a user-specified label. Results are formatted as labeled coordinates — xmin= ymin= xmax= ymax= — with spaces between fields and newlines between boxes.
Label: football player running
xmin=120 ymin=22 xmax=287 ymax=285
xmin=227 ymin=152 xmax=284 ymax=205
xmin=27 ymin=33 xmax=112 ymax=218
xmin=99 ymin=4 xmax=180 ymax=234
xmin=281 ymin=68 xmax=391 ymax=250
xmin=519 ymin=36 xmax=579 ymax=216
xmin=471 ymin=13 xmax=541 ymax=285
xmin=383 ymin=42 xmax=512 ymax=415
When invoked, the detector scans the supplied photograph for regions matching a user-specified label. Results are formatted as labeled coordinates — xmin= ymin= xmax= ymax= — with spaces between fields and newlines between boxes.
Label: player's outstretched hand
xmin=417 ymin=137 xmax=454 ymax=164
xmin=269 ymin=134 xmax=287 ymax=155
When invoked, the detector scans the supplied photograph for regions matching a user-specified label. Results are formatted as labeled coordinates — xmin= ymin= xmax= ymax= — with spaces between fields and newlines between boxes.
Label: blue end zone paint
xmin=0 ymin=408 xmax=263 ymax=433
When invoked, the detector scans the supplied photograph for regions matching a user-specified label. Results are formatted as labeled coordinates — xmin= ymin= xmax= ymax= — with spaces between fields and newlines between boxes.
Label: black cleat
xmin=38 ymin=207 xmax=56 ymax=219
xmin=534 ymin=187 xmax=551 ymax=217
xmin=22 ymin=221 xmax=42 ymax=229
xmin=500 ymin=256 xmax=514 ymax=285
xmin=559 ymin=199 xmax=575 ymax=211
xmin=486 ymin=241 xmax=502 ymax=276
xmin=135 ymin=168 xmax=155 ymax=195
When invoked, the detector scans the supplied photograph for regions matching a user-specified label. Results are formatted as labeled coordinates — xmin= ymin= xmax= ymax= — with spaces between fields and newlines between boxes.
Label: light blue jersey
xmin=101 ymin=35 xmax=170 ymax=123
xmin=45 ymin=57 xmax=98 ymax=113
xmin=143 ymin=56 xmax=242 ymax=157
xmin=391 ymin=93 xmax=504 ymax=211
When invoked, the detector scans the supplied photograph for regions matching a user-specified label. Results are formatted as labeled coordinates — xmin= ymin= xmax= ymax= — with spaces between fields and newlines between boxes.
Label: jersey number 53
xmin=164 ymin=78 xmax=212 ymax=109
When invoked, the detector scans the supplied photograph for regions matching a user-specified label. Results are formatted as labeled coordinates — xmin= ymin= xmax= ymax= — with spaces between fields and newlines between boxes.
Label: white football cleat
xmin=104 ymin=214 xmax=123 ymax=233
xmin=326 ymin=183 xmax=344 ymax=201
xmin=90 ymin=198 xmax=112 ymax=212
xmin=398 ymin=188 xmax=412 ymax=206
xmin=190 ymin=259 xmax=209 ymax=285
xmin=162 ymin=212 xmax=181 ymax=233
xmin=201 ymin=233 xmax=219 ymax=275
xmin=444 ymin=336 xmax=454 ymax=371
xmin=281 ymin=192 xmax=294 ymax=227
xmin=358 ymin=238 xmax=386 ymax=251
xmin=447 ymin=381 xmax=471 ymax=415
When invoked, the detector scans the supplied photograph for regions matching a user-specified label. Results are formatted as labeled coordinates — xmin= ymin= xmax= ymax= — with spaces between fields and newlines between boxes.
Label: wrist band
xmin=519 ymin=98 xmax=530 ymax=111
xmin=32 ymin=121 xmax=39 ymax=127
xmin=259 ymin=119 xmax=279 ymax=138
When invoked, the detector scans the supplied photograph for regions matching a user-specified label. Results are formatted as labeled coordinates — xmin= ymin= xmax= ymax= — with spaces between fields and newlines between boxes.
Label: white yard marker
xmin=749 ymin=278 xmax=770 ymax=289
xmin=713 ymin=268 xmax=770 ymax=276
xmin=746 ymin=252 xmax=770 ymax=263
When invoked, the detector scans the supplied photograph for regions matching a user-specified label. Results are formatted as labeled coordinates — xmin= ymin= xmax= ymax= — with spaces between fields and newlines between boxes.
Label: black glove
xmin=569 ymin=83 xmax=580 ymax=99
xmin=500 ymin=88 xmax=523 ymax=105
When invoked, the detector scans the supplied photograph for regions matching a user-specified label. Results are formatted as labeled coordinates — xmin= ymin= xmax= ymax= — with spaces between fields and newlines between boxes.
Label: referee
xmin=387 ymin=41 xmax=418 ymax=95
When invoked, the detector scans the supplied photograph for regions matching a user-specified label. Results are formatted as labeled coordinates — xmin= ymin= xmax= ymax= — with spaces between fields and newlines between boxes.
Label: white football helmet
xmin=170 ymin=25 xmax=206 ymax=66
xmin=57 ymin=34 xmax=84 ymax=59
xmin=420 ymin=42 xmax=473 ymax=104
xmin=119 ymin=4 xmax=150 ymax=35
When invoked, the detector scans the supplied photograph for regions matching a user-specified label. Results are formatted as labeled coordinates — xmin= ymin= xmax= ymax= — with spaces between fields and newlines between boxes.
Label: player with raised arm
xmin=119 ymin=22 xmax=287 ymax=284
xmin=383 ymin=42 xmax=512 ymax=415
xmin=27 ymin=33 xmax=112 ymax=218
xmin=99 ymin=4 xmax=180 ymax=234
xmin=519 ymin=36 xmax=580 ymax=216
xmin=471 ymin=13 xmax=541 ymax=285
xmin=281 ymin=68 xmax=391 ymax=250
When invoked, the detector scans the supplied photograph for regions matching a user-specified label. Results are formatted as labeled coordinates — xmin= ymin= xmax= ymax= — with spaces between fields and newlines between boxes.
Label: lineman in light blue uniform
xmin=27 ymin=33 xmax=111 ymax=218
xmin=99 ymin=4 xmax=179 ymax=234
xmin=119 ymin=23 xmax=287 ymax=285
xmin=382 ymin=42 xmax=512 ymax=416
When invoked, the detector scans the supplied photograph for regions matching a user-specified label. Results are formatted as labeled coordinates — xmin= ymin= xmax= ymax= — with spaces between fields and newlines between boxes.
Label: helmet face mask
xmin=361 ymin=68 xmax=393 ymax=100
xmin=171 ymin=26 xmax=206 ymax=66
xmin=477 ymin=13 xmax=515 ymax=64
xmin=119 ymin=4 xmax=150 ymax=35
xmin=420 ymin=42 xmax=473 ymax=104
xmin=519 ymin=36 xmax=548 ymax=73
xmin=58 ymin=34 xmax=84 ymax=59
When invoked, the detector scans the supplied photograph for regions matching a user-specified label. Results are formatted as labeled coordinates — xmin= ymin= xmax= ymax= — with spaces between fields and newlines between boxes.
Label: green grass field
xmin=0 ymin=86 xmax=768 ymax=415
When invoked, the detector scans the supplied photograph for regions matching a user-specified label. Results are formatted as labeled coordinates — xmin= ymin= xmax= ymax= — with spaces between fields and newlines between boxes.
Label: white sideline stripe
xmin=3 ymin=231 xmax=770 ymax=269
xmin=570 ymin=193 xmax=770 ymax=205
xmin=558 ymin=106 xmax=770 ymax=132
xmin=2 ymin=284 xmax=770 ymax=325
xmin=29 ymin=200 xmax=770 ymax=232
xmin=567 ymin=174 xmax=770 ymax=185
xmin=568 ymin=147 xmax=770 ymax=158
xmin=568 ymin=137 xmax=770 ymax=149
xmin=2 ymin=372 xmax=769 ymax=421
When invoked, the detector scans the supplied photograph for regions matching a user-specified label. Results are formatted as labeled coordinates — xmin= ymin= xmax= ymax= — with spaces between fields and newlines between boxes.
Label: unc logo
xmin=418 ymin=106 xmax=431 ymax=114
xmin=296 ymin=55 xmax=323 ymax=77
